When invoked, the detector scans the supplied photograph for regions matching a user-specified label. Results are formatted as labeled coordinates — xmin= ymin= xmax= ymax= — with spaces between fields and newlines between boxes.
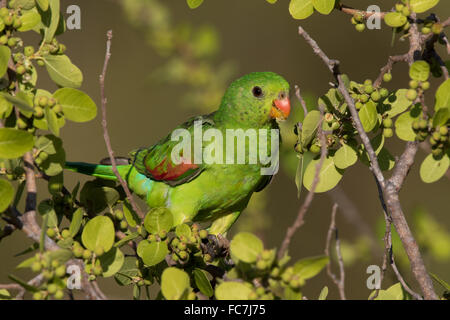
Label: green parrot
xmin=66 ymin=72 xmax=290 ymax=235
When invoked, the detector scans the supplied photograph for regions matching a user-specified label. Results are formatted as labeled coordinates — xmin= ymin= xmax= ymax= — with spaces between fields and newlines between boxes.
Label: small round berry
xmin=82 ymin=249 xmax=92 ymax=260
xmin=43 ymin=270 xmax=54 ymax=280
xmin=355 ymin=23 xmax=365 ymax=32
xmin=24 ymin=46 xmax=35 ymax=57
xmin=55 ymin=265 xmax=66 ymax=277
xmin=54 ymin=289 xmax=64 ymax=300
xmin=47 ymin=283 xmax=58 ymax=295
xmin=380 ymin=88 xmax=389 ymax=98
xmin=383 ymin=128 xmax=394 ymax=138
xmin=73 ymin=246 xmax=84 ymax=258
xmin=402 ymin=7 xmax=410 ymax=17
xmin=93 ymin=265 xmax=103 ymax=276
xmin=383 ymin=118 xmax=393 ymax=128
xmin=199 ymin=229 xmax=208 ymax=239
xmin=53 ymin=104 xmax=62 ymax=114
xmin=431 ymin=23 xmax=443 ymax=35
xmin=421 ymin=81 xmax=430 ymax=91
xmin=178 ymin=250 xmax=188 ymax=260
xmin=3 ymin=15 xmax=13 ymax=26
xmin=355 ymin=101 xmax=363 ymax=110
xmin=37 ymin=60 xmax=45 ymax=67
xmin=31 ymin=261 xmax=42 ymax=273
xmin=119 ymin=220 xmax=128 ymax=230
xmin=309 ymin=144 xmax=320 ymax=154
xmin=406 ymin=89 xmax=418 ymax=101
xmin=38 ymin=96 xmax=49 ymax=107
xmin=395 ymin=3 xmax=404 ymax=12
xmin=256 ymin=260 xmax=267 ymax=270
xmin=46 ymin=228 xmax=56 ymax=238
xmin=7 ymin=37 xmax=17 ymax=48
xmin=61 ymin=229 xmax=70 ymax=239
xmin=33 ymin=292 xmax=43 ymax=300
xmin=158 ymin=230 xmax=167 ymax=239
xmin=439 ymin=126 xmax=448 ymax=136
xmin=13 ymin=17 xmax=22 ymax=29
xmin=371 ymin=91 xmax=381 ymax=102
xmin=383 ymin=73 xmax=392 ymax=82
xmin=421 ymin=27 xmax=431 ymax=34
xmin=0 ymin=35 xmax=8 ymax=45
xmin=409 ymin=80 xmax=419 ymax=89
xmin=418 ymin=119 xmax=428 ymax=130
xmin=360 ymin=94 xmax=369 ymax=103
xmin=0 ymin=8 xmax=9 ymax=17
xmin=94 ymin=247 xmax=104 ymax=257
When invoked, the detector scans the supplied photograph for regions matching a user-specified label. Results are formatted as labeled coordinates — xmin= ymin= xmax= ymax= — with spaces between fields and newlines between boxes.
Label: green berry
xmin=38 ymin=96 xmax=49 ymax=107
xmin=93 ymin=265 xmax=103 ymax=276
xmin=3 ymin=15 xmax=13 ymax=26
xmin=47 ymin=283 xmax=58 ymax=294
xmin=43 ymin=270 xmax=54 ymax=280
xmin=178 ymin=242 xmax=187 ymax=250
xmin=432 ymin=148 xmax=444 ymax=158
xmin=439 ymin=126 xmax=448 ymax=136
xmin=429 ymin=137 xmax=437 ymax=146
xmin=406 ymin=89 xmax=417 ymax=101
xmin=371 ymin=91 xmax=381 ymax=102
xmin=199 ymin=229 xmax=208 ymax=239
xmin=114 ymin=209 xmax=124 ymax=220
xmin=31 ymin=261 xmax=42 ymax=273
xmin=178 ymin=250 xmax=188 ymax=260
xmin=419 ymin=119 xmax=428 ymax=130
xmin=354 ymin=13 xmax=364 ymax=23
xmin=360 ymin=94 xmax=369 ymax=103
xmin=0 ymin=35 xmax=7 ymax=45
xmin=412 ymin=120 xmax=420 ymax=131
xmin=148 ymin=234 xmax=156 ymax=242
xmin=270 ymin=267 xmax=280 ymax=278
xmin=37 ymin=59 xmax=45 ymax=67
xmin=395 ymin=3 xmax=404 ymax=12
xmin=53 ymin=104 xmax=62 ymax=114
xmin=364 ymin=79 xmax=372 ymax=86
xmin=402 ymin=7 xmax=410 ymax=17
xmin=46 ymin=228 xmax=56 ymax=238
xmin=355 ymin=101 xmax=363 ymax=110
xmin=54 ymin=289 xmax=64 ymax=300
xmin=432 ymin=132 xmax=441 ymax=141
xmin=73 ymin=246 xmax=84 ymax=258
xmin=7 ymin=37 xmax=17 ymax=48
xmin=159 ymin=230 xmax=167 ymax=239
xmin=34 ymin=106 xmax=44 ymax=118
xmin=380 ymin=88 xmax=389 ymax=98
xmin=309 ymin=144 xmax=320 ymax=154
xmin=58 ymin=44 xmax=66 ymax=54
xmin=33 ymin=292 xmax=43 ymax=300
xmin=16 ymin=64 xmax=26 ymax=75
xmin=383 ymin=118 xmax=393 ymax=128
xmin=431 ymin=23 xmax=443 ymax=35
xmin=24 ymin=46 xmax=35 ymax=57
xmin=61 ymin=229 xmax=70 ymax=239
xmin=383 ymin=128 xmax=394 ymax=138
xmin=421 ymin=81 xmax=430 ymax=90
xmin=290 ymin=278 xmax=302 ymax=289
xmin=256 ymin=260 xmax=266 ymax=270
xmin=82 ymin=249 xmax=92 ymax=260
xmin=47 ymin=98 xmax=56 ymax=108
xmin=409 ymin=80 xmax=419 ymax=89
xmin=203 ymin=254 xmax=212 ymax=263
xmin=355 ymin=23 xmax=365 ymax=32
xmin=364 ymin=85 xmax=374 ymax=94
xmin=331 ymin=121 xmax=340 ymax=131
xmin=51 ymin=260 xmax=60 ymax=269
xmin=13 ymin=17 xmax=22 ymax=29
xmin=383 ymin=73 xmax=392 ymax=82
xmin=55 ymin=265 xmax=66 ymax=277
xmin=119 ymin=220 xmax=128 ymax=230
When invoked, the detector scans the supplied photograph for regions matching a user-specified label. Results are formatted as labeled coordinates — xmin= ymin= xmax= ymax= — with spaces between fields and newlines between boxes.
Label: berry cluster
xmin=30 ymin=253 xmax=67 ymax=300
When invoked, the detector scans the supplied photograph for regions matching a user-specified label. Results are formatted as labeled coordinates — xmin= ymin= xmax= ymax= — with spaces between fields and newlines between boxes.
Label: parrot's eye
xmin=252 ymin=86 xmax=263 ymax=98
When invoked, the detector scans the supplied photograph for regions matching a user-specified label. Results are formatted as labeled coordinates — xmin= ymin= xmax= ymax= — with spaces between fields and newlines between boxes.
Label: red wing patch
xmin=146 ymin=156 xmax=199 ymax=181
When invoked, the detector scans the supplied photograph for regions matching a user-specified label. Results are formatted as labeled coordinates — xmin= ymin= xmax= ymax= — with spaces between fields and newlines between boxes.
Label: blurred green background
xmin=1 ymin=0 xmax=449 ymax=299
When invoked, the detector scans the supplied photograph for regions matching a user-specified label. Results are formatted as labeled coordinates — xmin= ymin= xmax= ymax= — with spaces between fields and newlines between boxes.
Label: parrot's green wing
xmin=130 ymin=114 xmax=215 ymax=187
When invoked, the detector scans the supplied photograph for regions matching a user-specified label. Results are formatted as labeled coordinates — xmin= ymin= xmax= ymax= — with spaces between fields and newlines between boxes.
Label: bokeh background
xmin=1 ymin=0 xmax=449 ymax=299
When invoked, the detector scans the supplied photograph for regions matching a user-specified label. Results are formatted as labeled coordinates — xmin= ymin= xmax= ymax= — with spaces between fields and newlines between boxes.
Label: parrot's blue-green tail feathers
xmin=65 ymin=162 xmax=130 ymax=181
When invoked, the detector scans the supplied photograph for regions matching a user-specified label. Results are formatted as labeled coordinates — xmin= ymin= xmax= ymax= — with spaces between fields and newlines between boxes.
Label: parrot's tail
xmin=65 ymin=162 xmax=131 ymax=181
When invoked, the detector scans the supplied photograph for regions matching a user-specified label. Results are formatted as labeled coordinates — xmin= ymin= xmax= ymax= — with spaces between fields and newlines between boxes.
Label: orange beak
xmin=270 ymin=97 xmax=291 ymax=120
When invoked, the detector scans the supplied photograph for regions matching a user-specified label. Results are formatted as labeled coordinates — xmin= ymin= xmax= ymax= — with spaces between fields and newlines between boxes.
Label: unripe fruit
xmin=38 ymin=96 xmax=48 ymax=107
xmin=355 ymin=23 xmax=365 ymax=32
xmin=17 ymin=118 xmax=27 ymax=129
xmin=47 ymin=283 xmax=58 ymax=294
xmin=93 ymin=265 xmax=103 ymax=276
xmin=395 ymin=3 xmax=404 ymax=12
xmin=421 ymin=27 xmax=431 ymax=34
xmin=281 ymin=272 xmax=292 ymax=283
xmin=364 ymin=79 xmax=372 ymax=86
xmin=33 ymin=292 xmax=43 ymax=300
xmin=58 ymin=44 xmax=66 ymax=54
xmin=380 ymin=88 xmax=389 ymax=98
xmin=54 ymin=289 xmax=64 ymax=300
xmin=114 ymin=209 xmax=124 ymax=220
xmin=43 ymin=270 xmax=54 ymax=280
xmin=402 ymin=7 xmax=410 ymax=17
xmin=431 ymin=23 xmax=443 ymax=35
xmin=199 ymin=229 xmax=208 ymax=239
xmin=51 ymin=260 xmax=60 ymax=269
xmin=355 ymin=101 xmax=363 ymax=110
xmin=409 ymin=80 xmax=419 ymax=89
xmin=3 ymin=15 xmax=13 ymax=26
xmin=421 ymin=81 xmax=430 ymax=90
xmin=148 ymin=234 xmax=156 ymax=242
xmin=31 ymin=261 xmax=42 ymax=273
xmin=406 ymin=89 xmax=417 ymax=101
xmin=360 ymin=94 xmax=369 ymax=103
xmin=7 ymin=37 xmax=18 ymax=48
xmin=432 ymin=148 xmax=443 ymax=158
xmin=0 ymin=8 xmax=9 ymax=17
xmin=24 ymin=46 xmax=34 ymax=57
xmin=331 ymin=121 xmax=340 ymax=131
xmin=13 ymin=17 xmax=22 ymax=29
xmin=432 ymin=132 xmax=441 ymax=141
xmin=256 ymin=260 xmax=266 ymax=270
xmin=354 ymin=13 xmax=364 ymax=23
xmin=37 ymin=60 xmax=45 ymax=67
xmin=178 ymin=250 xmax=188 ymax=260
xmin=290 ymin=278 xmax=302 ymax=289
xmin=270 ymin=267 xmax=280 ymax=278
xmin=159 ymin=230 xmax=167 ymax=239
xmin=203 ymin=254 xmax=212 ymax=263
xmin=439 ymin=126 xmax=448 ymax=136
xmin=0 ymin=35 xmax=7 ymax=45
xmin=61 ymin=229 xmax=70 ymax=239
xmin=16 ymin=65 xmax=26 ymax=75
xmin=383 ymin=73 xmax=392 ymax=82
xmin=383 ymin=118 xmax=393 ymax=128
xmin=46 ymin=228 xmax=56 ymax=238
xmin=309 ymin=144 xmax=320 ymax=154
xmin=119 ymin=220 xmax=128 ymax=230
xmin=82 ymin=249 xmax=92 ymax=260
xmin=73 ymin=246 xmax=83 ymax=258
xmin=429 ymin=137 xmax=437 ymax=146
xmin=53 ymin=104 xmax=62 ymax=114
xmin=412 ymin=120 xmax=420 ymax=131
xmin=48 ymin=98 xmax=56 ymax=108
xmin=55 ymin=265 xmax=66 ymax=278
xmin=371 ymin=91 xmax=381 ymax=102
xmin=383 ymin=128 xmax=394 ymax=138
xmin=418 ymin=119 xmax=428 ymax=130
xmin=178 ymin=242 xmax=187 ymax=250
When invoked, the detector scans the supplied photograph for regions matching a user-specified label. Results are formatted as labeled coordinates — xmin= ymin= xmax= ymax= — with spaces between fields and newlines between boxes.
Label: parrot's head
xmin=217 ymin=72 xmax=291 ymax=127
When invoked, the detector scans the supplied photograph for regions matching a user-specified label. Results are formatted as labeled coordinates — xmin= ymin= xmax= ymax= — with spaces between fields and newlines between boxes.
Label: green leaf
xmin=420 ymin=154 xmax=449 ymax=183
xmin=378 ymin=148 xmax=396 ymax=171
xmin=16 ymin=256 xmax=36 ymax=269
xmin=44 ymin=106 xmax=59 ymax=136
xmin=81 ymin=215 xmax=115 ymax=252
xmin=53 ymin=88 xmax=97 ymax=123
xmin=43 ymin=54 xmax=83 ymax=88
xmin=99 ymin=247 xmax=125 ymax=277
xmin=175 ymin=224 xmax=192 ymax=238
xmin=409 ymin=61 xmax=430 ymax=81
xmin=289 ymin=0 xmax=314 ymax=20
xmin=143 ymin=207 xmax=173 ymax=234
xmin=435 ymin=79 xmax=450 ymax=112
xmin=122 ymin=200 xmax=140 ymax=228
xmin=410 ymin=0 xmax=440 ymax=13
xmin=18 ymin=9 xmax=41 ymax=32
xmin=215 ymin=281 xmax=252 ymax=300
xmin=318 ymin=286 xmax=328 ymax=300
xmin=41 ymin=0 xmax=60 ymax=42
xmin=333 ymin=143 xmax=357 ymax=169
xmin=433 ymin=108 xmax=449 ymax=127
xmin=114 ymin=257 xmax=139 ymax=286
xmin=0 ymin=179 xmax=14 ymax=212
xmin=36 ymin=0 xmax=49 ymax=11
xmin=0 ymin=92 xmax=34 ymax=115
xmin=193 ymin=269 xmax=213 ymax=297
xmin=9 ymin=0 xmax=35 ymax=10
xmin=301 ymin=110 xmax=321 ymax=147
xmin=0 ymin=289 xmax=11 ymax=300
xmin=114 ymin=231 xmax=139 ymax=248
xmin=293 ymin=255 xmax=329 ymax=281
xmin=303 ymin=156 xmax=343 ymax=193
xmin=0 ymin=95 xmax=13 ymax=118
xmin=312 ymin=0 xmax=335 ymax=15
xmin=382 ymin=89 xmax=413 ymax=118
xmin=186 ymin=0 xmax=204 ymax=9
xmin=359 ymin=100 xmax=378 ymax=132
xmin=230 ymin=232 xmax=264 ymax=263
xmin=8 ymin=275 xmax=39 ymax=293
xmin=161 ymin=267 xmax=191 ymax=300
xmin=370 ymin=283 xmax=405 ymax=300
xmin=38 ymin=199 xmax=59 ymax=228
xmin=430 ymin=273 xmax=450 ymax=291
xmin=140 ymin=241 xmax=168 ymax=266
xmin=80 ymin=185 xmax=119 ymax=213
xmin=35 ymin=134 xmax=61 ymax=155
xmin=68 ymin=207 xmax=84 ymax=237
xmin=0 ymin=128 xmax=34 ymax=159
xmin=384 ymin=12 xmax=407 ymax=27
xmin=395 ymin=104 xmax=422 ymax=141
xmin=0 ymin=46 xmax=11 ymax=78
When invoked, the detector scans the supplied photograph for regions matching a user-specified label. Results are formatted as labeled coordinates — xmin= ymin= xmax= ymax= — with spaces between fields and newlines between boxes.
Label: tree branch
xmin=99 ymin=30 xmax=145 ymax=221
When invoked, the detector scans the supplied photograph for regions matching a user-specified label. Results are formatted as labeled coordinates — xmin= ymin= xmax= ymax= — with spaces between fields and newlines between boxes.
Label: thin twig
xmin=294 ymin=85 xmax=308 ymax=117
xmin=99 ymin=30 xmax=145 ymax=220
xmin=324 ymin=203 xmax=346 ymax=300
xmin=374 ymin=54 xmax=408 ymax=87
xmin=337 ymin=3 xmax=386 ymax=19
xmin=278 ymin=108 xmax=327 ymax=259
